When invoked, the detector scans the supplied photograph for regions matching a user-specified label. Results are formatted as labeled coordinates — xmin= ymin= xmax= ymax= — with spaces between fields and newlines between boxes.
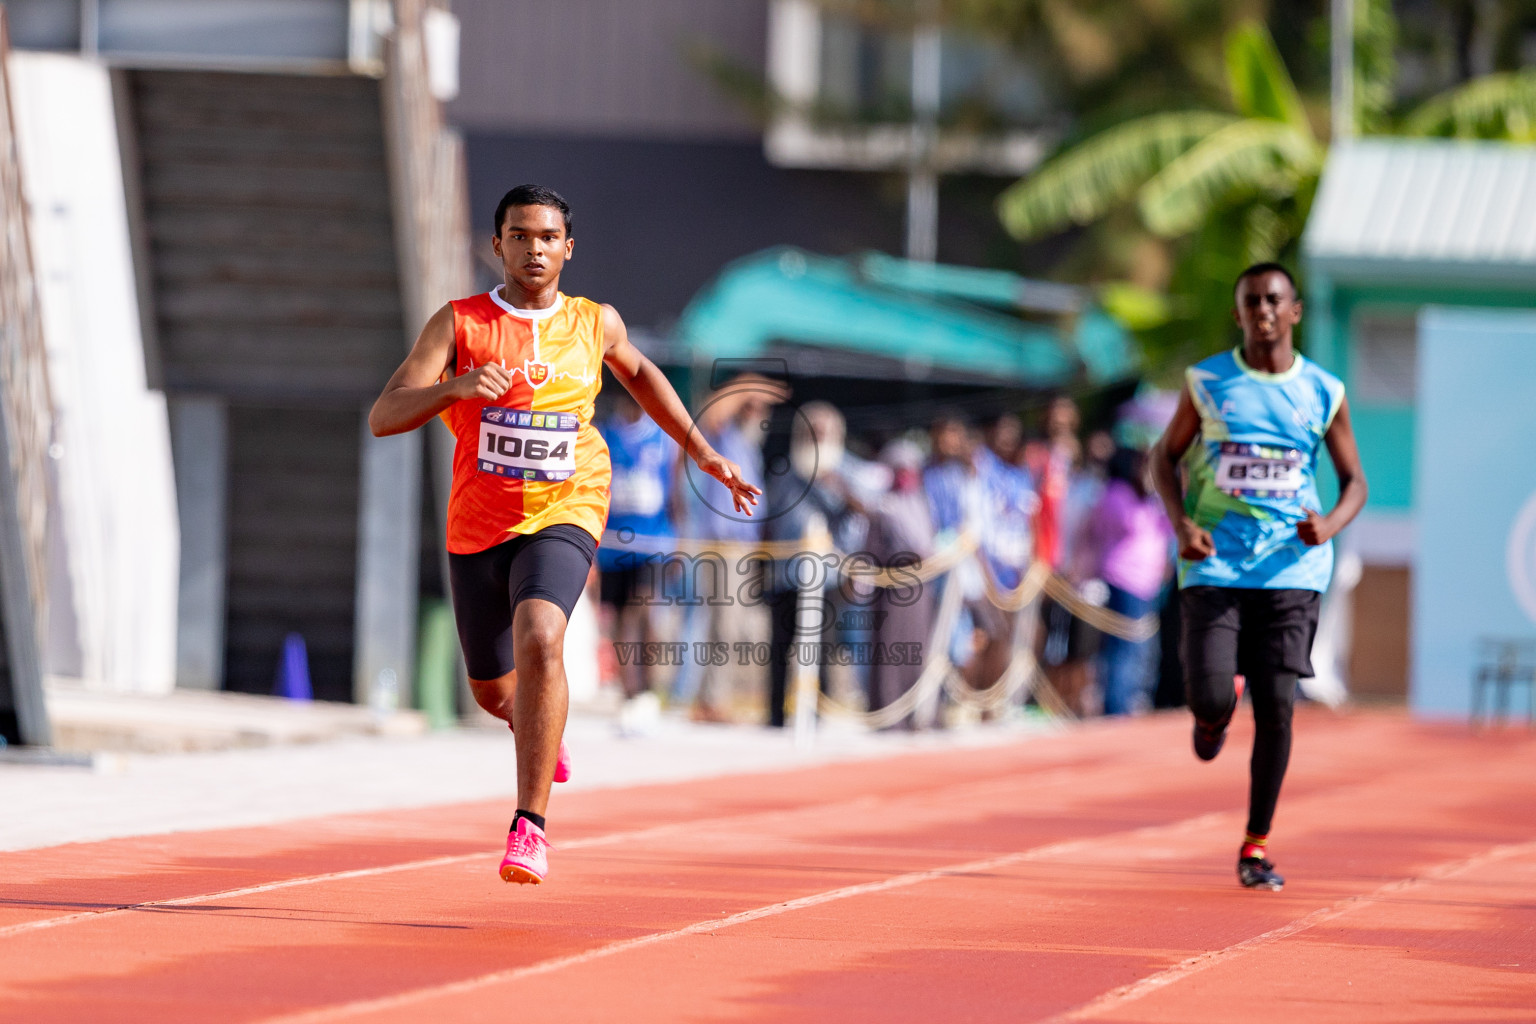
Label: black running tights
xmin=1188 ymin=669 xmax=1297 ymax=838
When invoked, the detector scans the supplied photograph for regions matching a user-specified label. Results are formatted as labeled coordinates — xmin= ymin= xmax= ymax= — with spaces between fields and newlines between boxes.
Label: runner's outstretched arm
xmin=1298 ymin=397 xmax=1368 ymax=546
xmin=368 ymin=304 xmax=515 ymax=437
xmin=599 ymin=304 xmax=762 ymax=516
xmin=1150 ymin=385 xmax=1215 ymax=561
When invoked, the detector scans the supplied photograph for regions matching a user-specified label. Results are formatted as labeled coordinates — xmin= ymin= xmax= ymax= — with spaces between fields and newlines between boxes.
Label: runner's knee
xmin=1249 ymin=671 xmax=1298 ymax=731
xmin=514 ymin=617 xmax=565 ymax=672
xmin=1186 ymin=674 xmax=1237 ymax=724
xmin=468 ymin=673 xmax=516 ymax=719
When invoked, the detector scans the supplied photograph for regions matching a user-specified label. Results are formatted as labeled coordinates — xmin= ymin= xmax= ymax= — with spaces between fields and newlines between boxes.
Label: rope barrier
xmin=605 ymin=518 xmax=1161 ymax=732
xmin=1039 ymin=574 xmax=1160 ymax=642
xmin=941 ymin=612 xmax=1038 ymax=713
xmin=606 ymin=528 xmax=1153 ymax=642
xmin=814 ymin=576 xmax=966 ymax=730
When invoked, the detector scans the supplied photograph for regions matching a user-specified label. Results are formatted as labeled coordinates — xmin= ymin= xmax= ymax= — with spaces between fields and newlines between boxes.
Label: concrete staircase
xmin=124 ymin=69 xmax=413 ymax=703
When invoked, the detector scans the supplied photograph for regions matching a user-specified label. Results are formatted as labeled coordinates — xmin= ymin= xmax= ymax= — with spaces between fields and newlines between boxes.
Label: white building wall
xmin=9 ymin=52 xmax=179 ymax=695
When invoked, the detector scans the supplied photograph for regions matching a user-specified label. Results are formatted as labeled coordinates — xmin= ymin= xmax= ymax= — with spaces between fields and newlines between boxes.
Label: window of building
xmin=1351 ymin=311 xmax=1418 ymax=405
xmin=766 ymin=0 xmax=1048 ymax=174
xmin=4 ymin=0 xmax=355 ymax=66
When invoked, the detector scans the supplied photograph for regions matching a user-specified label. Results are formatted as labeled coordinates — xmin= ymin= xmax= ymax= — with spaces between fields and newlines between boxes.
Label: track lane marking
xmin=0 ymin=756 xmax=1176 ymax=941
xmin=253 ymin=812 xmax=1232 ymax=1024
xmin=1045 ymin=837 xmax=1536 ymax=1023
xmin=0 ymin=853 xmax=481 ymax=939
xmin=0 ymin=735 xmax=1500 ymax=943
xmin=7 ymin=736 xmax=1524 ymax=944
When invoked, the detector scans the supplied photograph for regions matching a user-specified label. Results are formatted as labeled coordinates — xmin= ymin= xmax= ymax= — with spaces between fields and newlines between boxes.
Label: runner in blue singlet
xmin=1150 ymin=263 xmax=1369 ymax=891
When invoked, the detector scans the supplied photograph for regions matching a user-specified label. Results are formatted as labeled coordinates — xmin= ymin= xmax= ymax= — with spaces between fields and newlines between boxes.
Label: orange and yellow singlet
xmin=443 ymin=289 xmax=611 ymax=554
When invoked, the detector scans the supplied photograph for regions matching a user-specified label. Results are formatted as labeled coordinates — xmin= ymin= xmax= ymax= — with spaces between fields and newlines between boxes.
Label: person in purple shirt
xmin=1080 ymin=446 xmax=1174 ymax=715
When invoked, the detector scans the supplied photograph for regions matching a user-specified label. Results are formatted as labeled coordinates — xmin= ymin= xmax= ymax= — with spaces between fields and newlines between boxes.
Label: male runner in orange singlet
xmin=369 ymin=184 xmax=759 ymax=884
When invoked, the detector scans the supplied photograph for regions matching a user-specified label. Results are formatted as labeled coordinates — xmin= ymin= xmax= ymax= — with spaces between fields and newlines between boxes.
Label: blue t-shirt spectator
xmin=598 ymin=413 xmax=678 ymax=573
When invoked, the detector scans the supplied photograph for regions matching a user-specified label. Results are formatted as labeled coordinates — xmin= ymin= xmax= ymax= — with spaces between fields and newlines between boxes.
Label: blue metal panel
xmin=1413 ymin=307 xmax=1536 ymax=717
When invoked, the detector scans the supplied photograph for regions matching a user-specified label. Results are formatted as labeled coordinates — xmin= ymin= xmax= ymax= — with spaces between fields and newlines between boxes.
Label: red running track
xmin=3 ymin=708 xmax=1535 ymax=1023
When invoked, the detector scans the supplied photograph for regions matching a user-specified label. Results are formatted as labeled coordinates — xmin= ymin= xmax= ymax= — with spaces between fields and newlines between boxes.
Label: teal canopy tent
xmin=673 ymin=248 xmax=1137 ymax=389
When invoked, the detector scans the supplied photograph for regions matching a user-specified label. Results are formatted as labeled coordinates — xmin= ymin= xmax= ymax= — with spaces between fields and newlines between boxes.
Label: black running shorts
xmin=1179 ymin=586 xmax=1322 ymax=680
xmin=447 ymin=524 xmax=598 ymax=681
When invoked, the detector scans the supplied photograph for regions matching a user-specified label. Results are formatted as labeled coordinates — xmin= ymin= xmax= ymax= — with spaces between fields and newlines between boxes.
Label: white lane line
xmin=0 ymin=757 xmax=1156 ymax=941
xmin=256 ymin=811 xmax=1233 ymax=1024
xmin=0 ymin=794 xmax=894 ymax=941
xmin=1046 ymin=837 xmax=1536 ymax=1023
xmin=0 ymin=853 xmax=479 ymax=939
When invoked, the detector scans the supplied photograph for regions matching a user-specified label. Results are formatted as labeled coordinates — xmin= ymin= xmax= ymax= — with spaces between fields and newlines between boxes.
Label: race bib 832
xmin=1214 ymin=441 xmax=1303 ymax=498
xmin=478 ymin=408 xmax=578 ymax=481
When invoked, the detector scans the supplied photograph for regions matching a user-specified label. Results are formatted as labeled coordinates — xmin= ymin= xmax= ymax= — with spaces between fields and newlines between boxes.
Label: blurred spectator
xmin=924 ymin=413 xmax=985 ymax=537
xmin=978 ymin=415 xmax=1036 ymax=588
xmin=923 ymin=413 xmax=1000 ymax=689
xmin=597 ymin=389 xmax=681 ymax=700
xmin=671 ymin=374 xmax=789 ymax=721
xmin=1080 ymin=447 xmax=1173 ymax=715
xmin=764 ymin=401 xmax=868 ymax=728
xmin=1114 ymin=388 xmax=1181 ymax=453
xmin=986 ymin=412 xmax=1024 ymax=465
xmin=972 ymin=415 xmax=1037 ymax=689
xmin=865 ymin=438 xmax=936 ymax=728
xmin=1028 ymin=396 xmax=1100 ymax=716
xmin=1112 ymin=388 xmax=1184 ymax=709
xmin=689 ymin=375 xmax=785 ymax=546
xmin=1029 ymin=395 xmax=1079 ymax=569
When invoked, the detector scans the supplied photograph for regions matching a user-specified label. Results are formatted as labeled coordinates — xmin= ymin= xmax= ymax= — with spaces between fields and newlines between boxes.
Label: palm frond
xmin=1402 ymin=70 xmax=1536 ymax=142
xmin=1224 ymin=22 xmax=1311 ymax=137
xmin=1138 ymin=119 xmax=1322 ymax=237
xmin=1098 ymin=280 xmax=1174 ymax=330
xmin=1241 ymin=203 xmax=1291 ymax=265
xmin=996 ymin=110 xmax=1238 ymax=239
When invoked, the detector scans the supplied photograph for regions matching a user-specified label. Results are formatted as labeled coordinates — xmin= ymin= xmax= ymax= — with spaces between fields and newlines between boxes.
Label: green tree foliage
xmin=994 ymin=0 xmax=1536 ymax=379
xmin=1402 ymin=69 xmax=1536 ymax=140
xmin=995 ymin=111 xmax=1240 ymax=237
xmin=996 ymin=21 xmax=1325 ymax=375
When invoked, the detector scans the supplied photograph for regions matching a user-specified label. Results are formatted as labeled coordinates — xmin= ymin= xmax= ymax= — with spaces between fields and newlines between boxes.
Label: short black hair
xmin=493 ymin=184 xmax=572 ymax=237
xmin=930 ymin=408 xmax=969 ymax=429
xmin=1234 ymin=262 xmax=1297 ymax=298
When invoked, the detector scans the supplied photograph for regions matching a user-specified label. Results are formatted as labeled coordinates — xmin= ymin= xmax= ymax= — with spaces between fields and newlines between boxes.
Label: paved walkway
xmin=1 ymin=710 xmax=1054 ymax=851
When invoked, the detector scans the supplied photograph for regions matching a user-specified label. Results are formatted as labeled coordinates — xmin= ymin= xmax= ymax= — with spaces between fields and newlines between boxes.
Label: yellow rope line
xmin=603 ymin=531 xmax=1157 ymax=641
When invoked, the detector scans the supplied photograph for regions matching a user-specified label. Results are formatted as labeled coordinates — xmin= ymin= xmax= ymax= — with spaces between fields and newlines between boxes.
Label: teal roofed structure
xmin=673 ymin=248 xmax=1137 ymax=389
xmin=1300 ymin=138 xmax=1536 ymax=708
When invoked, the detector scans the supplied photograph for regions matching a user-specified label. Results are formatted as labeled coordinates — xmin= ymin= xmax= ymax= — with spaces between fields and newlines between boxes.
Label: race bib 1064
xmin=1214 ymin=441 xmax=1303 ymax=497
xmin=478 ymin=408 xmax=578 ymax=481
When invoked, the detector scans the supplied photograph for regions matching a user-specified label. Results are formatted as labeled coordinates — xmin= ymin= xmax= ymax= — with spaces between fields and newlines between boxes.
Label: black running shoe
xmin=1193 ymin=718 xmax=1228 ymax=761
xmin=1193 ymin=676 xmax=1244 ymax=762
xmin=1238 ymin=856 xmax=1285 ymax=891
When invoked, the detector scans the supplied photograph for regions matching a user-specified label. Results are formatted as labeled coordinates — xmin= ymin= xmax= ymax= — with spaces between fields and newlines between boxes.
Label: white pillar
xmin=906 ymin=14 xmax=942 ymax=262
xmin=170 ymin=396 xmax=227 ymax=690
xmin=1331 ymin=0 xmax=1354 ymax=141
xmin=354 ymin=417 xmax=422 ymax=710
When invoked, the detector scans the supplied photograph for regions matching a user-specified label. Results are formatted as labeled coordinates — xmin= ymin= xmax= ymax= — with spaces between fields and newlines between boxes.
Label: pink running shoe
xmin=500 ymin=818 xmax=550 ymax=885
xmin=507 ymin=724 xmax=572 ymax=784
